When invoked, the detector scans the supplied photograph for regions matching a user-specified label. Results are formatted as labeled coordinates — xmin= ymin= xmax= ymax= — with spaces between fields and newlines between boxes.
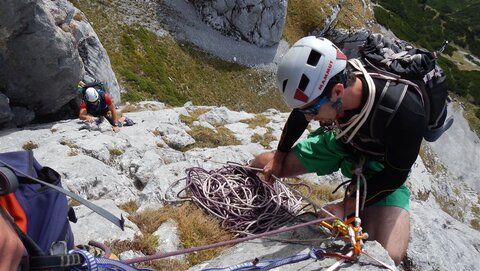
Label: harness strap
xmin=29 ymin=255 xmax=84 ymax=270
xmin=369 ymin=81 xmax=408 ymax=139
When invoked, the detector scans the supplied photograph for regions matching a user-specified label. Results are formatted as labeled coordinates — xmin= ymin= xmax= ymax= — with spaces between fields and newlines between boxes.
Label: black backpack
xmin=359 ymin=33 xmax=453 ymax=142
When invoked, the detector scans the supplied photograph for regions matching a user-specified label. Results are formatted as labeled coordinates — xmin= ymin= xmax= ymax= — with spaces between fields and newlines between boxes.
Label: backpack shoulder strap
xmin=368 ymin=80 xmax=409 ymax=139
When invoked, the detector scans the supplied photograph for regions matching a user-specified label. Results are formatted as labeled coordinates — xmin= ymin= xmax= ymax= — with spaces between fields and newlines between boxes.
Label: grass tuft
xmin=240 ymin=114 xmax=269 ymax=129
xmin=183 ymin=126 xmax=240 ymax=151
xmin=283 ymin=178 xmax=343 ymax=209
xmin=22 ymin=141 xmax=38 ymax=150
xmin=118 ymin=200 xmax=139 ymax=215
xmin=116 ymin=203 xmax=233 ymax=269
xmin=109 ymin=148 xmax=123 ymax=156
xmin=251 ymin=128 xmax=276 ymax=149
xmin=180 ymin=108 xmax=211 ymax=126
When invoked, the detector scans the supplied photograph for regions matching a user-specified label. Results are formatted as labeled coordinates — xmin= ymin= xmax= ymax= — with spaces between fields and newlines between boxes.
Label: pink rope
xmin=124 ymin=216 xmax=334 ymax=264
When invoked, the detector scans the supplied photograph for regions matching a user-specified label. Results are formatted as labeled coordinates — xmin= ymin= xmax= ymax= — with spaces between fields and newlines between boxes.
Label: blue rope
xmin=201 ymin=248 xmax=325 ymax=271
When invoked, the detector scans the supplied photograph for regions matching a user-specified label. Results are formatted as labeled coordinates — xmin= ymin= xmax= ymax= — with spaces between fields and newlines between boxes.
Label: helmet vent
xmin=307 ymin=50 xmax=321 ymax=66
xmin=298 ymin=74 xmax=310 ymax=91
xmin=282 ymin=80 xmax=288 ymax=93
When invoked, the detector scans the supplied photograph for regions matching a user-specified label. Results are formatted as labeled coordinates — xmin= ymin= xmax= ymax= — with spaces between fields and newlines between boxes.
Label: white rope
xmin=335 ymin=59 xmax=376 ymax=143
xmin=179 ymin=164 xmax=308 ymax=236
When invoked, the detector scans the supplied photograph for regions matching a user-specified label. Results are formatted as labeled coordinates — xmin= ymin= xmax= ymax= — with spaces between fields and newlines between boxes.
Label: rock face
xmin=190 ymin=0 xmax=287 ymax=47
xmin=0 ymin=102 xmax=478 ymax=271
xmin=0 ymin=0 xmax=120 ymax=128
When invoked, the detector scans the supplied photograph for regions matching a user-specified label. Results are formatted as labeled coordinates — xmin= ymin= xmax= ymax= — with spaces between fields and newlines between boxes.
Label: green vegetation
xmin=180 ymin=109 xmax=211 ymax=126
xmin=109 ymin=148 xmax=123 ymax=156
xmin=71 ymin=0 xmax=287 ymax=113
xmin=432 ymin=191 xmax=464 ymax=221
xmin=418 ymin=143 xmax=447 ymax=175
xmin=285 ymin=178 xmax=343 ymax=209
xmin=452 ymin=94 xmax=480 ymax=135
xmin=283 ymin=0 xmax=336 ymax=43
xmin=240 ymin=114 xmax=270 ymax=129
xmin=372 ymin=0 xmax=480 ymax=135
xmin=183 ymin=126 xmax=241 ymax=151
xmin=251 ymin=129 xmax=276 ymax=149
xmin=118 ymin=200 xmax=139 ymax=215
xmin=109 ymin=203 xmax=233 ymax=270
xmin=284 ymin=0 xmax=376 ymax=44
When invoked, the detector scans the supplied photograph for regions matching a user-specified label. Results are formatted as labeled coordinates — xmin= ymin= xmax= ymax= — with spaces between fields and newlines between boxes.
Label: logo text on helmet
xmin=318 ymin=60 xmax=333 ymax=92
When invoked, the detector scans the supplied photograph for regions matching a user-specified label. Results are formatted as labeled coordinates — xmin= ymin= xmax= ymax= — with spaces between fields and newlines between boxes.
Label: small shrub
xmin=60 ymin=140 xmax=78 ymax=149
xmin=416 ymin=191 xmax=430 ymax=201
xmin=284 ymin=178 xmax=343 ymax=210
xmin=118 ymin=200 xmax=139 ymax=215
xmin=151 ymin=128 xmax=162 ymax=137
xmin=109 ymin=148 xmax=123 ymax=156
xmin=107 ymin=233 xmax=158 ymax=255
xmin=68 ymin=149 xmax=79 ymax=156
xmin=470 ymin=219 xmax=480 ymax=231
xmin=180 ymin=108 xmax=210 ymax=126
xmin=72 ymin=12 xmax=83 ymax=21
xmin=22 ymin=141 xmax=38 ymax=150
xmin=124 ymin=203 xmax=233 ymax=268
xmin=240 ymin=115 xmax=269 ymax=129
xmin=120 ymin=104 xmax=142 ymax=113
xmin=183 ymin=126 xmax=240 ymax=151
xmin=432 ymin=191 xmax=464 ymax=221
xmin=418 ymin=144 xmax=446 ymax=175
xmin=68 ymin=200 xmax=81 ymax=207
xmin=251 ymin=128 xmax=276 ymax=149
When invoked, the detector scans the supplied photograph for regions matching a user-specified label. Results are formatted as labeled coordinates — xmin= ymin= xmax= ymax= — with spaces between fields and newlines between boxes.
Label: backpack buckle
xmin=50 ymin=241 xmax=68 ymax=256
xmin=0 ymin=166 xmax=19 ymax=195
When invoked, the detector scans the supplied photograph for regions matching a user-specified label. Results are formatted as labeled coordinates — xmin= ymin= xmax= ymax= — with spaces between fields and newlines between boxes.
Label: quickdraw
xmin=319 ymin=158 xmax=368 ymax=259
xmin=320 ymin=217 xmax=367 ymax=257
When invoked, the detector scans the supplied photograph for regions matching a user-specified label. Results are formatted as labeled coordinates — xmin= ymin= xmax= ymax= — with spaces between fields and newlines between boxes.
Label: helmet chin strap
xmin=331 ymin=98 xmax=344 ymax=118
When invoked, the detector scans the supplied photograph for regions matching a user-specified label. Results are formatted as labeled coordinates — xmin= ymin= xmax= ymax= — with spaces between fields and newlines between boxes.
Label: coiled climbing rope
xmin=176 ymin=163 xmax=309 ymax=236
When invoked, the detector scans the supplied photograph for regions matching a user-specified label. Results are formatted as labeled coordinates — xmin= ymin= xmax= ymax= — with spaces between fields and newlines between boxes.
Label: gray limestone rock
xmin=191 ymin=0 xmax=287 ymax=47
xmin=0 ymin=0 xmax=120 ymax=127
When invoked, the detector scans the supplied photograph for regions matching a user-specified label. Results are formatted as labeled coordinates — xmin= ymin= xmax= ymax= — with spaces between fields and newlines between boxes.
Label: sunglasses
xmin=297 ymin=96 xmax=330 ymax=115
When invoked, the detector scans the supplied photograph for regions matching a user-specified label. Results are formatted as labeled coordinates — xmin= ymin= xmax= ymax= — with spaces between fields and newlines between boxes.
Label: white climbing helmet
xmin=85 ymin=87 xmax=99 ymax=102
xmin=276 ymin=36 xmax=347 ymax=108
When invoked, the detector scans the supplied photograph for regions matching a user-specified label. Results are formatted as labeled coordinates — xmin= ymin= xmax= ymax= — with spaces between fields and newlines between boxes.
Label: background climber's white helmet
xmin=276 ymin=36 xmax=347 ymax=109
xmin=85 ymin=87 xmax=99 ymax=102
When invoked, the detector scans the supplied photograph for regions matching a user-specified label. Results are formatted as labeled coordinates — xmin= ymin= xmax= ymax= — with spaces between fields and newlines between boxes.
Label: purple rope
xmin=124 ymin=216 xmax=334 ymax=264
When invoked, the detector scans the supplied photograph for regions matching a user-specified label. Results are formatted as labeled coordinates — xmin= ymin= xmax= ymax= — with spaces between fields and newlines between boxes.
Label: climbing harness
xmin=319 ymin=158 xmax=368 ymax=258
xmin=68 ymin=249 xmax=153 ymax=271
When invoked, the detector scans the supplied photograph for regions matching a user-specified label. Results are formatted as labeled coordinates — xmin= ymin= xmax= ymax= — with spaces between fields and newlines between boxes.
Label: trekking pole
xmin=0 ymin=159 xmax=125 ymax=230
xmin=437 ymin=40 xmax=449 ymax=54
